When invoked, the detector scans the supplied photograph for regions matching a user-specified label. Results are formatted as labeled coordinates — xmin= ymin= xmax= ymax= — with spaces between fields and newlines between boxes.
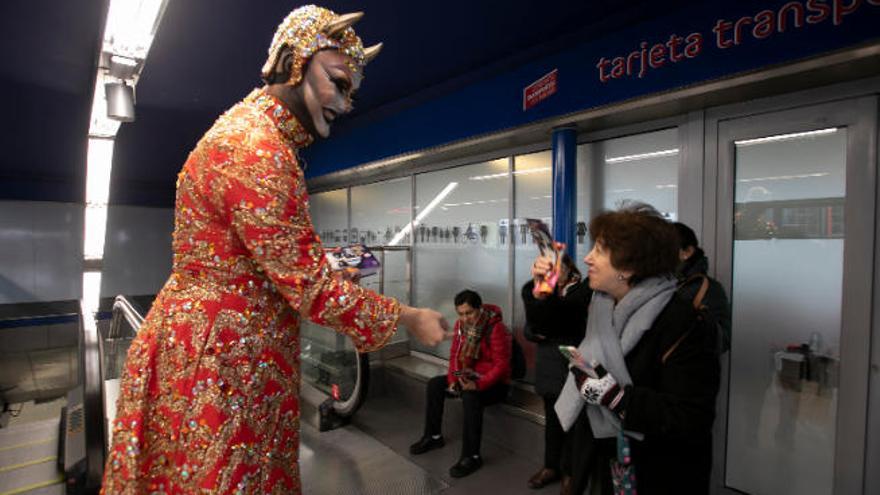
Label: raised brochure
xmin=527 ymin=218 xmax=562 ymax=296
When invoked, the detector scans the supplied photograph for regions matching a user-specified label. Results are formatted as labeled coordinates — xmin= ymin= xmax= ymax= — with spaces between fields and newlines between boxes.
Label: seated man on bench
xmin=409 ymin=289 xmax=512 ymax=478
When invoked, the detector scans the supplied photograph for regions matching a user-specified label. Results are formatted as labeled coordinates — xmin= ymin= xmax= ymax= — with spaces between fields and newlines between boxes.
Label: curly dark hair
xmin=588 ymin=202 xmax=679 ymax=285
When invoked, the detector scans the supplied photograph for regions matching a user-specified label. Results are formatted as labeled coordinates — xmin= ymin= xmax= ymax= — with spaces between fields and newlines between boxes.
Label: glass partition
xmin=576 ymin=128 xmax=680 ymax=263
xmin=350 ymin=178 xmax=413 ymax=343
xmin=512 ymin=150 xmax=552 ymax=383
xmin=310 ymin=188 xmax=348 ymax=247
xmin=413 ymin=159 xmax=511 ymax=358
xmin=725 ymin=127 xmax=846 ymax=495
xmin=350 ymin=177 xmax=412 ymax=247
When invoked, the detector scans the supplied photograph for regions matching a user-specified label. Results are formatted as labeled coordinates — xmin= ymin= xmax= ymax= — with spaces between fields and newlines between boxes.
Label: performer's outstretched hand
xmin=400 ymin=306 xmax=448 ymax=346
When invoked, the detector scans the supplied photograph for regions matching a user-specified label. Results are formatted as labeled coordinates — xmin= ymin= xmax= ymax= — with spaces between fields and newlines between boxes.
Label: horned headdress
xmin=261 ymin=5 xmax=383 ymax=85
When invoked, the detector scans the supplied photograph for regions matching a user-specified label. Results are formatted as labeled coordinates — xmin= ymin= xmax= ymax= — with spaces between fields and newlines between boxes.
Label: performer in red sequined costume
xmin=101 ymin=6 xmax=446 ymax=494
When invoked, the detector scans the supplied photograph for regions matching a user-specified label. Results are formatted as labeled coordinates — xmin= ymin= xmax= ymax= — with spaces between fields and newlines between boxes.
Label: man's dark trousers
xmin=423 ymin=374 xmax=509 ymax=457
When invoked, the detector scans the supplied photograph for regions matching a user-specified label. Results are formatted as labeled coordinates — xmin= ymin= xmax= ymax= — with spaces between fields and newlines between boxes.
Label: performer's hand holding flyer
xmin=527 ymin=218 xmax=562 ymax=297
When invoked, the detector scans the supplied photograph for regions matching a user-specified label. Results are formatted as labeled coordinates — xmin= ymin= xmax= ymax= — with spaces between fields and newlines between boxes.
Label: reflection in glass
xmin=351 ymin=177 xmax=412 ymax=247
xmin=725 ymin=128 xmax=844 ymax=495
xmin=575 ymin=128 xmax=680 ymax=266
xmin=413 ymin=159 xmax=511 ymax=358
xmin=310 ymin=188 xmax=348 ymax=247
xmin=511 ymin=150 xmax=552 ymax=384
xmin=350 ymin=179 xmax=414 ymax=343
xmin=300 ymin=323 xmax=360 ymax=401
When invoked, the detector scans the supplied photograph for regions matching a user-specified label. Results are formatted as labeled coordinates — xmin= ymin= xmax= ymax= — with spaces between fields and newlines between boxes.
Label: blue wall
xmin=304 ymin=0 xmax=880 ymax=178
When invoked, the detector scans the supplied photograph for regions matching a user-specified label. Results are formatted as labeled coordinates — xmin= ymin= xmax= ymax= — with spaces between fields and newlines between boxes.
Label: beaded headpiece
xmin=261 ymin=5 xmax=383 ymax=85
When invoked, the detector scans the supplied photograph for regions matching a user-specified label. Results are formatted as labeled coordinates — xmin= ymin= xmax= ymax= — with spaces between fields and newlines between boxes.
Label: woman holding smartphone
xmin=523 ymin=251 xmax=592 ymax=493
xmin=555 ymin=203 xmax=720 ymax=494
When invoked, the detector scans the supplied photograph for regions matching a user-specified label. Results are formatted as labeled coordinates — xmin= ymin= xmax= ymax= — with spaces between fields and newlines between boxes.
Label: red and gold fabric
xmin=101 ymin=88 xmax=400 ymax=494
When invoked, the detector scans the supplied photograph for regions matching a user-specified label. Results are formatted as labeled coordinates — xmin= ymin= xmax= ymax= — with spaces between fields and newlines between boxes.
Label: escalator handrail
xmin=79 ymin=302 xmax=106 ymax=493
xmin=77 ymin=296 xmax=146 ymax=491
xmin=109 ymin=295 xmax=145 ymax=339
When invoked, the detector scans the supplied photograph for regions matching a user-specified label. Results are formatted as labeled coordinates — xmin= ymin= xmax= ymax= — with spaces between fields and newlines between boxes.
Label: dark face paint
xmin=296 ymin=50 xmax=361 ymax=138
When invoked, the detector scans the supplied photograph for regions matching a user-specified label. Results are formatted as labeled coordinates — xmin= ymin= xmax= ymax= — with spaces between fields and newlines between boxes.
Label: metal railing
xmin=76 ymin=302 xmax=107 ymax=494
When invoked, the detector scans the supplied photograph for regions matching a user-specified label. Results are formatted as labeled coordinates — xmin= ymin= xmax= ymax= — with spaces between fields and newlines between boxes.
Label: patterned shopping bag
xmin=610 ymin=431 xmax=637 ymax=495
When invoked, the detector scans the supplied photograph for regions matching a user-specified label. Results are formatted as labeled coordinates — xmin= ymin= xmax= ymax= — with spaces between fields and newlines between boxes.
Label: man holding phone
xmin=409 ymin=290 xmax=512 ymax=478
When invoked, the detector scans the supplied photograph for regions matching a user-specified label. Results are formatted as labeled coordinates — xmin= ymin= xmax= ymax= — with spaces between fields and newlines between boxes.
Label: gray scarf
xmin=554 ymin=276 xmax=676 ymax=439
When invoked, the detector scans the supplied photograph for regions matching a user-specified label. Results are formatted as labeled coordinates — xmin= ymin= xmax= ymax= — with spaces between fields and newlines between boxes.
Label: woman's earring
xmin=616 ymin=273 xmax=626 ymax=282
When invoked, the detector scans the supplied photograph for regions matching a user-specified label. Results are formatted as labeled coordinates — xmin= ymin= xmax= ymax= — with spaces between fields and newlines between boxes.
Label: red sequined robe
xmin=101 ymin=89 xmax=400 ymax=494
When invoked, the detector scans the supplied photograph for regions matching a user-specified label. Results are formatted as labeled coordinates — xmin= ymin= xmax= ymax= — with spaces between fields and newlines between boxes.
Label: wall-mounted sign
xmin=594 ymin=0 xmax=878 ymax=83
xmin=523 ymin=69 xmax=558 ymax=110
xmin=306 ymin=1 xmax=880 ymax=177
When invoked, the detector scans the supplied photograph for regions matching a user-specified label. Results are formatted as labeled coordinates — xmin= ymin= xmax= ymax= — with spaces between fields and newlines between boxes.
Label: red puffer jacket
xmin=446 ymin=304 xmax=512 ymax=391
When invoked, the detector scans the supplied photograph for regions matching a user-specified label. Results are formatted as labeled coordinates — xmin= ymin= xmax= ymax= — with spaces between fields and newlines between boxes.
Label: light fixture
xmin=468 ymin=167 xmax=551 ymax=181
xmin=81 ymin=271 xmax=103 ymax=315
xmin=105 ymin=81 xmax=136 ymax=122
xmin=89 ymin=73 xmax=121 ymax=137
xmin=605 ymin=148 xmax=679 ymax=164
xmin=84 ymin=138 xmax=115 ymax=260
xmin=735 ymin=128 xmax=837 ymax=147
xmin=81 ymin=0 xmax=169 ymax=338
xmin=103 ymin=0 xmax=168 ymax=60
xmin=108 ymin=55 xmax=140 ymax=80
xmin=737 ymin=172 xmax=830 ymax=183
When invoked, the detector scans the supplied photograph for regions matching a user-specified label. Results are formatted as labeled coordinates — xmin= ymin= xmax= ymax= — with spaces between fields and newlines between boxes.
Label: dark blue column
xmin=552 ymin=126 xmax=577 ymax=258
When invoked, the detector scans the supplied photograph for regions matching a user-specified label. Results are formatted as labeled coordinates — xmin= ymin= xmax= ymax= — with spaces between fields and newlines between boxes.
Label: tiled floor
xmin=302 ymin=393 xmax=561 ymax=495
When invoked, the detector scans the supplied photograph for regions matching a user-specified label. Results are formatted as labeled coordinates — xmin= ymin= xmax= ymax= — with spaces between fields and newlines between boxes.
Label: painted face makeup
xmin=298 ymin=49 xmax=362 ymax=138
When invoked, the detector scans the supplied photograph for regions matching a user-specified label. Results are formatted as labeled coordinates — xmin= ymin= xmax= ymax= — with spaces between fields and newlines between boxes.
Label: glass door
xmin=713 ymin=98 xmax=876 ymax=494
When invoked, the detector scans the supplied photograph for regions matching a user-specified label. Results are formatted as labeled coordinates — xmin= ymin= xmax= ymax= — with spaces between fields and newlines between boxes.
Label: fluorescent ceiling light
xmin=606 ymin=148 xmax=679 ymax=164
xmin=84 ymin=205 xmax=109 ymax=260
xmin=441 ymin=198 xmax=508 ymax=208
xmin=86 ymin=138 xmax=115 ymax=204
xmin=737 ymin=172 xmax=830 ymax=183
xmin=390 ymin=182 xmax=458 ymax=246
xmin=110 ymin=55 xmax=138 ymax=67
xmin=469 ymin=167 xmax=551 ymax=181
xmin=81 ymin=271 xmax=103 ymax=315
xmin=103 ymin=0 xmax=167 ymax=60
xmin=84 ymin=138 xmax=114 ymax=260
xmin=735 ymin=128 xmax=837 ymax=147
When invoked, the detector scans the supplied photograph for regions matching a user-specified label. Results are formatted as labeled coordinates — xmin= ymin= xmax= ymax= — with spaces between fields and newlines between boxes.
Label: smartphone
xmin=559 ymin=346 xmax=604 ymax=379
xmin=453 ymin=369 xmax=480 ymax=380
xmin=559 ymin=345 xmax=587 ymax=370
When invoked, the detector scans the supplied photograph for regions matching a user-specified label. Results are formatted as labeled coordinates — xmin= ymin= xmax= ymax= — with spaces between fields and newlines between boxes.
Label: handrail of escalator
xmin=73 ymin=296 xmax=146 ymax=493
xmin=109 ymin=295 xmax=145 ymax=339
xmin=78 ymin=302 xmax=107 ymax=493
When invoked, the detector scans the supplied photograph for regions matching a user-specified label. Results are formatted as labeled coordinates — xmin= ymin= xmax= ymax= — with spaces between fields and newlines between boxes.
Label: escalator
xmin=0 ymin=304 xmax=79 ymax=495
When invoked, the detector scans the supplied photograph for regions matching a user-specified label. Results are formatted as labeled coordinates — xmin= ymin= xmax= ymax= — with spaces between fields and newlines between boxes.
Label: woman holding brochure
xmin=553 ymin=203 xmax=720 ymax=495
xmin=523 ymin=251 xmax=591 ymax=493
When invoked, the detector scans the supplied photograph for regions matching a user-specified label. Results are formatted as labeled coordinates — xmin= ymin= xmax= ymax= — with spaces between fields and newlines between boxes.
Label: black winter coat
xmin=522 ymin=279 xmax=592 ymax=396
xmin=569 ymin=295 xmax=720 ymax=495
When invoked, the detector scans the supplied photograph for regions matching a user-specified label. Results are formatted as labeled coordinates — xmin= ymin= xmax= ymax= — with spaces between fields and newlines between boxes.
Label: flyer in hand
xmin=527 ymin=218 xmax=562 ymax=296
xmin=324 ymin=243 xmax=381 ymax=278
